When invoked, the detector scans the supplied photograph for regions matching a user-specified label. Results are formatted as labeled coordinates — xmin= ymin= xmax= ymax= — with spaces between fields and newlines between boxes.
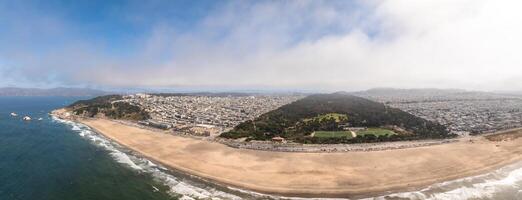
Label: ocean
xmin=1 ymin=96 xmax=522 ymax=200
xmin=0 ymin=96 xmax=177 ymax=200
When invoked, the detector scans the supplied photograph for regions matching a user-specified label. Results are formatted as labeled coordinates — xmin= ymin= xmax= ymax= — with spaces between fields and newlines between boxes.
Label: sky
xmin=1 ymin=0 xmax=522 ymax=92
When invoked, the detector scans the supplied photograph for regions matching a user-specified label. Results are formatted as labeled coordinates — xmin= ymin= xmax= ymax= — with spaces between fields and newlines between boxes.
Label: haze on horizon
xmin=1 ymin=0 xmax=522 ymax=92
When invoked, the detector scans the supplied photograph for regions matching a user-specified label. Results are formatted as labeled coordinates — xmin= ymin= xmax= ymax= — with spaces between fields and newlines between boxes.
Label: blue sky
xmin=2 ymin=0 xmax=522 ymax=91
xmin=1 ymin=0 xmax=220 ymax=62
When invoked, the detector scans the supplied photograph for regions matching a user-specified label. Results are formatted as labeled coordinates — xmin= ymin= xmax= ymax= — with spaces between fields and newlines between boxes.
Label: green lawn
xmin=313 ymin=131 xmax=353 ymax=138
xmin=312 ymin=128 xmax=396 ymax=139
xmin=356 ymin=128 xmax=396 ymax=137
xmin=304 ymin=113 xmax=348 ymax=123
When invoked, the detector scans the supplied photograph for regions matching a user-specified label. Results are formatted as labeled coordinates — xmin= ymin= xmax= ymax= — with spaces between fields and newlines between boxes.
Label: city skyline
xmin=2 ymin=1 xmax=522 ymax=91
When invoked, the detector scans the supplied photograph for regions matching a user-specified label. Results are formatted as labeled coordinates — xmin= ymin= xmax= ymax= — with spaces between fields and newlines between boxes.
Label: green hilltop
xmin=220 ymin=93 xmax=453 ymax=143
xmin=68 ymin=95 xmax=150 ymax=121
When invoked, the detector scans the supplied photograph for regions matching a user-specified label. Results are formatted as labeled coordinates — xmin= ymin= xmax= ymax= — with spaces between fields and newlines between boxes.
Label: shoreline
xmin=51 ymin=110 xmax=522 ymax=198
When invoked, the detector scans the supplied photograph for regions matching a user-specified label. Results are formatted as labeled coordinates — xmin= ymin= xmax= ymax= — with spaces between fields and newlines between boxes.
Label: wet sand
xmin=79 ymin=118 xmax=522 ymax=198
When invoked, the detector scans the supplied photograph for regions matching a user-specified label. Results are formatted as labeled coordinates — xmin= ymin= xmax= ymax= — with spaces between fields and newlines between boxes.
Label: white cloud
xmin=3 ymin=0 xmax=522 ymax=91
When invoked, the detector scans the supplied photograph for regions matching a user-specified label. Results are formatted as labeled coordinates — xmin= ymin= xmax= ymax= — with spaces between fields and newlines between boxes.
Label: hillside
xmin=68 ymin=95 xmax=150 ymax=121
xmin=221 ymin=93 xmax=452 ymax=143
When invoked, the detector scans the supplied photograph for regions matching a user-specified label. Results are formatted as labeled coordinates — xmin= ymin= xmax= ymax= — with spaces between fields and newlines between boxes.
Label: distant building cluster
xmin=120 ymin=94 xmax=303 ymax=136
xmin=358 ymin=90 xmax=522 ymax=135
xmin=390 ymin=99 xmax=522 ymax=134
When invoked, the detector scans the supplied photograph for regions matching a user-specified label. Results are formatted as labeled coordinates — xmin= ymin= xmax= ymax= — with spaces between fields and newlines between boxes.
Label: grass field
xmin=356 ymin=128 xmax=396 ymax=137
xmin=312 ymin=128 xmax=396 ymax=139
xmin=304 ymin=113 xmax=348 ymax=123
xmin=313 ymin=131 xmax=354 ymax=138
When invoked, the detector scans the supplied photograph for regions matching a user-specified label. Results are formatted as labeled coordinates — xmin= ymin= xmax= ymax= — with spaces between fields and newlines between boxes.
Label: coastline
xmin=52 ymin=110 xmax=522 ymax=198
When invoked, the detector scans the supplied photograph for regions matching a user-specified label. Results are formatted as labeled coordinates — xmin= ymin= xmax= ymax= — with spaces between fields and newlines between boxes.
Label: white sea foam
xmin=53 ymin=116 xmax=245 ymax=200
xmin=365 ymin=161 xmax=522 ymax=200
xmin=110 ymin=151 xmax=143 ymax=170
xmin=52 ymin=116 xmax=522 ymax=200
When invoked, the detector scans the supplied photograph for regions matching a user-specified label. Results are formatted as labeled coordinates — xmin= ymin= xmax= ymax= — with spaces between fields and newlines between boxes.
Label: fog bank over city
xmin=2 ymin=1 xmax=522 ymax=91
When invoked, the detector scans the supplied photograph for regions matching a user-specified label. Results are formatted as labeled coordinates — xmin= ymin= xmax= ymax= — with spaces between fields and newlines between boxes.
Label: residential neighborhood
xmin=357 ymin=89 xmax=522 ymax=135
xmin=120 ymin=94 xmax=303 ymax=136
xmin=389 ymin=99 xmax=522 ymax=135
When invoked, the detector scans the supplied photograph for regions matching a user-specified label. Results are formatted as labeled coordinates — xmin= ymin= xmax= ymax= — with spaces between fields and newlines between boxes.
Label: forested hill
xmin=221 ymin=93 xmax=452 ymax=143
xmin=67 ymin=95 xmax=150 ymax=121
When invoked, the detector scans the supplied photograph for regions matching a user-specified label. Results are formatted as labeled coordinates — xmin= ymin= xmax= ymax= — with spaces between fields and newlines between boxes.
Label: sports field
xmin=313 ymin=131 xmax=354 ymax=138
xmin=357 ymin=128 xmax=396 ymax=136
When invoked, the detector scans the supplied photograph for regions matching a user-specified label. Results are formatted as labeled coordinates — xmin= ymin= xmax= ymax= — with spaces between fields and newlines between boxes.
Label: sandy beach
xmin=77 ymin=117 xmax=522 ymax=198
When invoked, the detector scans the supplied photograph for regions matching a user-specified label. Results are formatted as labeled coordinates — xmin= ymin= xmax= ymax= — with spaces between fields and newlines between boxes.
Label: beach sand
xmin=79 ymin=118 xmax=522 ymax=198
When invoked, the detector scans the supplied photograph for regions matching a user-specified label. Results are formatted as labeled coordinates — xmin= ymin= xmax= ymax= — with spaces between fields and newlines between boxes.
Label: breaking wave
xmin=52 ymin=117 xmax=248 ymax=200
xmin=367 ymin=161 xmax=522 ymax=200
xmin=52 ymin=117 xmax=522 ymax=200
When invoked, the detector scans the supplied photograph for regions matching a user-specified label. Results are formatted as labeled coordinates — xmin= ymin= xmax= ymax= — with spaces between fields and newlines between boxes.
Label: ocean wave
xmin=52 ymin=117 xmax=245 ymax=200
xmin=366 ymin=161 xmax=522 ymax=200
